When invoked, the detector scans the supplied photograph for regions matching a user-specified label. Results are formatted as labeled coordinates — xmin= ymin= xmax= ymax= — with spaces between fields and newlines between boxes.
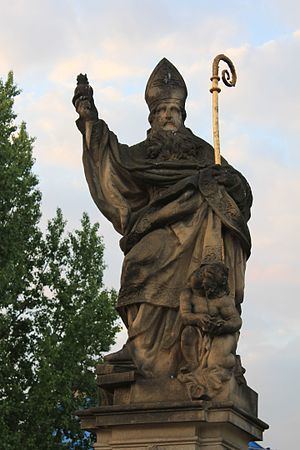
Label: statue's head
xmin=150 ymin=100 xmax=183 ymax=132
xmin=145 ymin=58 xmax=187 ymax=132
xmin=190 ymin=263 xmax=229 ymax=299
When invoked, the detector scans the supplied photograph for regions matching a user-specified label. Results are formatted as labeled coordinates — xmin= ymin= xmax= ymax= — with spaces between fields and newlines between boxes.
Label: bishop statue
xmin=73 ymin=58 xmax=252 ymax=400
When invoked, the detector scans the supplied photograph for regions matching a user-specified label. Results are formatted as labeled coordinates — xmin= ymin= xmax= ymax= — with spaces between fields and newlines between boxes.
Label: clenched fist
xmin=72 ymin=74 xmax=98 ymax=121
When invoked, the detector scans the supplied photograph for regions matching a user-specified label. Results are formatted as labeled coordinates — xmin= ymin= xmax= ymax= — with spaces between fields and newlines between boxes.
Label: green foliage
xmin=0 ymin=72 xmax=42 ymax=448
xmin=0 ymin=73 xmax=120 ymax=449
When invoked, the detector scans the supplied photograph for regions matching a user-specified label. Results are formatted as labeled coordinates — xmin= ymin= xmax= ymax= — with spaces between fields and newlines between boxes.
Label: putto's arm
xmin=215 ymin=302 xmax=242 ymax=335
xmin=180 ymin=289 xmax=212 ymax=329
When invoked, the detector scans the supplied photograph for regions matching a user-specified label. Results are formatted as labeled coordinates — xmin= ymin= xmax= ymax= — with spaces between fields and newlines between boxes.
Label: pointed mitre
xmin=145 ymin=58 xmax=188 ymax=112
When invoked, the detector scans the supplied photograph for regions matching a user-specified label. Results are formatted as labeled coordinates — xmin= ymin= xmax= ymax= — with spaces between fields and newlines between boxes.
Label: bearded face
xmin=151 ymin=101 xmax=183 ymax=132
xmin=144 ymin=100 xmax=211 ymax=162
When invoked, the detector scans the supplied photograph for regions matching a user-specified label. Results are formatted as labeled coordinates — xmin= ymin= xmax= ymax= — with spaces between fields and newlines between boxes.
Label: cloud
xmin=265 ymin=0 xmax=300 ymax=29
xmin=2 ymin=3 xmax=300 ymax=447
xmin=0 ymin=0 xmax=77 ymax=74
xmin=220 ymin=31 xmax=300 ymax=142
xmin=240 ymin=334 xmax=300 ymax=449
xmin=50 ymin=57 xmax=147 ymax=86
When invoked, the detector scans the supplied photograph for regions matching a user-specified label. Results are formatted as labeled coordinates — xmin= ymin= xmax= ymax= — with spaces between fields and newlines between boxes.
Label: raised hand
xmin=72 ymin=74 xmax=98 ymax=121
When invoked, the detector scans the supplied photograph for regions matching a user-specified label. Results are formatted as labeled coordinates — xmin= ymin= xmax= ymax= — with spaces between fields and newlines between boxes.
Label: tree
xmin=0 ymin=73 xmax=119 ymax=449
xmin=0 ymin=72 xmax=42 ymax=448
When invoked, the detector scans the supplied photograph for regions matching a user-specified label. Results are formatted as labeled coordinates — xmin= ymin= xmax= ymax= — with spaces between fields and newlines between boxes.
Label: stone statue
xmin=73 ymin=58 xmax=252 ymax=401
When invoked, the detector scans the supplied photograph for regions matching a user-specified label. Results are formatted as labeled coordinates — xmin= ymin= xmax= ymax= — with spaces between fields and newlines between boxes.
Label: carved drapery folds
xmin=74 ymin=58 xmax=252 ymax=404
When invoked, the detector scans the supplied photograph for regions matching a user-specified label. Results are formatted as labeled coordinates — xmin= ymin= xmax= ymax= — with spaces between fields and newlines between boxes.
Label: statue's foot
xmin=104 ymin=345 xmax=132 ymax=363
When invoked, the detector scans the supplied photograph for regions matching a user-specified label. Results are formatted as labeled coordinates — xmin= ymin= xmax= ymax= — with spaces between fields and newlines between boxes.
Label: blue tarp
xmin=248 ymin=442 xmax=265 ymax=449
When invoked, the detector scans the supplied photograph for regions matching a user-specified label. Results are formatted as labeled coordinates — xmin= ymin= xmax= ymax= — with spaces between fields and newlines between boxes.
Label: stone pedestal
xmin=77 ymin=400 xmax=268 ymax=450
xmin=76 ymin=362 xmax=268 ymax=449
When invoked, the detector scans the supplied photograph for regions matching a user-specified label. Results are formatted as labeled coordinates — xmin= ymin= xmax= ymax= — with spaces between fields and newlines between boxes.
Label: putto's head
xmin=145 ymin=58 xmax=187 ymax=131
xmin=190 ymin=263 xmax=229 ymax=299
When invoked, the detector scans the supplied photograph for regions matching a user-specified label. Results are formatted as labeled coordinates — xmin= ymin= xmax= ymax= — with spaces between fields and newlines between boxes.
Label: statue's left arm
xmin=212 ymin=163 xmax=253 ymax=222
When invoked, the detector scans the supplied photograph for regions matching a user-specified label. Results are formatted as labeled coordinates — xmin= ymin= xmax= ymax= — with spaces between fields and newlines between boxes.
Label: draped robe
xmin=78 ymin=118 xmax=252 ymax=377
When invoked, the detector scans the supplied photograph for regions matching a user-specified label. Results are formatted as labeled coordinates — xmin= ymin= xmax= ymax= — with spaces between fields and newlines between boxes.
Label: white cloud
xmin=2 ymin=2 xmax=300 ymax=447
xmin=220 ymin=31 xmax=300 ymax=140
xmin=50 ymin=57 xmax=147 ymax=86
xmin=265 ymin=0 xmax=300 ymax=29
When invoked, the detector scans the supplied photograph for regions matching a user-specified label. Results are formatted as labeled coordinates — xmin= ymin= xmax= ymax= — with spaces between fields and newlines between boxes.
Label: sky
xmin=1 ymin=1 xmax=299 ymax=448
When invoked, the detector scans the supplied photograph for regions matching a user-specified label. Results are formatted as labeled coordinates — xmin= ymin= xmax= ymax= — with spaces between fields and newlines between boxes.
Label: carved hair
xmin=191 ymin=262 xmax=229 ymax=299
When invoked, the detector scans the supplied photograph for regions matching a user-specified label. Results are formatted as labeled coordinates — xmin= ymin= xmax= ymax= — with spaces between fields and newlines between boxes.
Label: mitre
xmin=145 ymin=58 xmax=188 ymax=112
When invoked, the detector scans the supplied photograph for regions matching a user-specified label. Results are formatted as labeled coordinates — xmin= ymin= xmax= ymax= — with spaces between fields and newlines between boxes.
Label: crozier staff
xmin=210 ymin=54 xmax=237 ymax=165
xmin=200 ymin=55 xmax=238 ymax=270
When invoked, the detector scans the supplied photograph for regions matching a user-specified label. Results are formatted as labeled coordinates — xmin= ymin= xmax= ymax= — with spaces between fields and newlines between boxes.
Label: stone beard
xmin=144 ymin=128 xmax=200 ymax=161
xmin=73 ymin=58 xmax=253 ymax=401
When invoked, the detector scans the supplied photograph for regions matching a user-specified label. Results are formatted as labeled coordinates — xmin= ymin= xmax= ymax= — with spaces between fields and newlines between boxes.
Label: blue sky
xmin=1 ymin=1 xmax=300 ymax=448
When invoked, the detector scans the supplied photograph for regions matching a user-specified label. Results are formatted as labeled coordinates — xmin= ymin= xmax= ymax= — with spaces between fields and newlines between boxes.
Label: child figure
xmin=178 ymin=262 xmax=242 ymax=400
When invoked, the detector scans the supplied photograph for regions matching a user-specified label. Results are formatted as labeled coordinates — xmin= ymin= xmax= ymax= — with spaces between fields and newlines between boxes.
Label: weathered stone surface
xmin=97 ymin=371 xmax=136 ymax=389
xmin=77 ymin=400 xmax=268 ymax=449
xmin=73 ymin=58 xmax=268 ymax=448
xmin=73 ymin=59 xmax=252 ymax=398
xmin=97 ymin=371 xmax=257 ymax=416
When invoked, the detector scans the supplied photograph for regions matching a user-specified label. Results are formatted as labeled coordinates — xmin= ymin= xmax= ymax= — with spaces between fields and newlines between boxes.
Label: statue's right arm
xmin=73 ymin=86 xmax=101 ymax=155
xmin=72 ymin=75 xmax=120 ymax=160
xmin=72 ymin=79 xmax=134 ymax=236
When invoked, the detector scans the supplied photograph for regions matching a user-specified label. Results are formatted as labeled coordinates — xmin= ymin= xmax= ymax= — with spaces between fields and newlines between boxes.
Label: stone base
xmin=83 ymin=364 xmax=268 ymax=449
xmin=96 ymin=363 xmax=258 ymax=419
xmin=77 ymin=400 xmax=268 ymax=450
